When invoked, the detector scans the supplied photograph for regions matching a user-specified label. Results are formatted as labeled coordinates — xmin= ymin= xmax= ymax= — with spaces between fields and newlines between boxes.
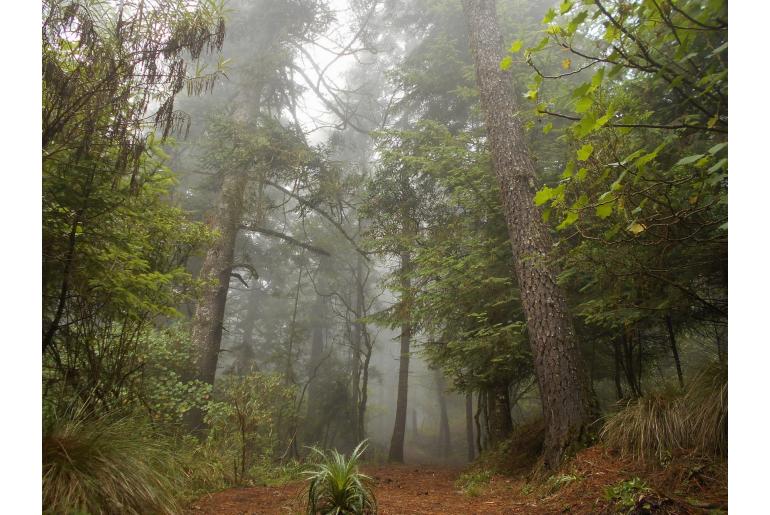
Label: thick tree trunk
xmin=388 ymin=251 xmax=412 ymax=463
xmin=462 ymin=0 xmax=595 ymax=468
xmin=466 ymin=392 xmax=475 ymax=462
xmin=184 ymin=170 xmax=247 ymax=434
xmin=486 ymin=383 xmax=513 ymax=446
xmin=665 ymin=315 xmax=684 ymax=388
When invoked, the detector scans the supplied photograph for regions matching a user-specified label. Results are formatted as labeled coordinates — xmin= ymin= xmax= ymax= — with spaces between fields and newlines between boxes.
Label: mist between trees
xmin=42 ymin=0 xmax=727 ymax=512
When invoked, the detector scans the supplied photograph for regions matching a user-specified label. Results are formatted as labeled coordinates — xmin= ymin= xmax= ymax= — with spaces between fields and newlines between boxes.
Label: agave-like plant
xmin=303 ymin=440 xmax=377 ymax=514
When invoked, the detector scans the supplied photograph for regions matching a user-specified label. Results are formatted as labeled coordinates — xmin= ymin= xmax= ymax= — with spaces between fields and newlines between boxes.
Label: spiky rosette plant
xmin=303 ymin=441 xmax=377 ymax=514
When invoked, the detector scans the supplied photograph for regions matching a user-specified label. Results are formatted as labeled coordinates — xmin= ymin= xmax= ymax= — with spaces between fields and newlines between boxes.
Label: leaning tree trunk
xmin=184 ymin=170 xmax=248 ymax=434
xmin=388 ymin=251 xmax=412 ymax=463
xmin=462 ymin=0 xmax=595 ymax=469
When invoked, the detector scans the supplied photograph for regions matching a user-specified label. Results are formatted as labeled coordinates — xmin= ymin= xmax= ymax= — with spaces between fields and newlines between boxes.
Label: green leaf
xmin=559 ymin=0 xmax=573 ymax=14
xmin=561 ymin=159 xmax=575 ymax=178
xmin=708 ymin=142 xmax=727 ymax=155
xmin=542 ymin=7 xmax=557 ymax=24
xmin=577 ymin=143 xmax=594 ymax=161
xmin=574 ymin=96 xmax=593 ymax=113
xmin=556 ymin=211 xmax=579 ymax=230
xmin=627 ymin=222 xmax=646 ymax=235
xmin=675 ymin=154 xmax=705 ymax=166
xmin=534 ymin=186 xmax=555 ymax=206
xmin=500 ymin=55 xmax=513 ymax=71
xmin=710 ymin=42 xmax=727 ymax=55
xmin=509 ymin=40 xmax=523 ymax=53
xmin=708 ymin=158 xmax=727 ymax=173
xmin=596 ymin=201 xmax=613 ymax=219
xmin=567 ymin=10 xmax=588 ymax=34
xmin=543 ymin=121 xmax=553 ymax=134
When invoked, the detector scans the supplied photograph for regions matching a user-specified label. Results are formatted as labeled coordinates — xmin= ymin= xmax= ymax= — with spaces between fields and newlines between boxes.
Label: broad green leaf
xmin=556 ymin=211 xmax=579 ymax=230
xmin=675 ymin=154 xmax=705 ymax=166
xmin=567 ymin=10 xmax=588 ymax=34
xmin=596 ymin=201 xmax=613 ymax=219
xmin=500 ymin=55 xmax=513 ymax=71
xmin=710 ymin=42 xmax=727 ymax=55
xmin=534 ymin=186 xmax=555 ymax=206
xmin=574 ymin=95 xmax=593 ymax=113
xmin=559 ymin=0 xmax=573 ymax=14
xmin=627 ymin=222 xmax=646 ymax=234
xmin=708 ymin=158 xmax=727 ymax=173
xmin=509 ymin=40 xmax=523 ymax=53
xmin=543 ymin=121 xmax=553 ymax=134
xmin=577 ymin=143 xmax=593 ymax=161
xmin=561 ymin=159 xmax=575 ymax=178
xmin=708 ymin=142 xmax=727 ymax=155
xmin=542 ymin=7 xmax=557 ymax=24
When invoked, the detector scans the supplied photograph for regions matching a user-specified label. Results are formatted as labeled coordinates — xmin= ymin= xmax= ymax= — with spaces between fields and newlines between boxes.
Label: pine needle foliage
xmin=303 ymin=441 xmax=377 ymax=515
xmin=43 ymin=403 xmax=185 ymax=515
xmin=601 ymin=361 xmax=727 ymax=460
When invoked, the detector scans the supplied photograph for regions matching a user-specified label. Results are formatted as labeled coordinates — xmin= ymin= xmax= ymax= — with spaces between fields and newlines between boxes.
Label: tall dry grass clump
xmin=601 ymin=361 xmax=726 ymax=460
xmin=43 ymin=404 xmax=184 ymax=515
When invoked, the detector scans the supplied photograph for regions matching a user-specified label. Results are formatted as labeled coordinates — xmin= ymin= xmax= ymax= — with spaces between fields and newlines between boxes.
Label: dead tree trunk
xmin=388 ymin=251 xmax=412 ymax=463
xmin=185 ymin=170 xmax=248 ymax=434
xmin=462 ymin=0 xmax=595 ymax=468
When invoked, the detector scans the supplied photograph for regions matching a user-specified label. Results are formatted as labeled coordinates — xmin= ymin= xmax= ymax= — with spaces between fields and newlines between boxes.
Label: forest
xmin=40 ymin=0 xmax=729 ymax=513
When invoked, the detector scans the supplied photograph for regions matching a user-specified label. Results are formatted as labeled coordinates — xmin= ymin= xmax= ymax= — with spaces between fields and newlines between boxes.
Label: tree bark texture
xmin=486 ymin=383 xmax=513 ymax=446
xmin=462 ymin=0 xmax=595 ymax=468
xmin=185 ymin=170 xmax=248 ymax=433
xmin=388 ymin=251 xmax=412 ymax=463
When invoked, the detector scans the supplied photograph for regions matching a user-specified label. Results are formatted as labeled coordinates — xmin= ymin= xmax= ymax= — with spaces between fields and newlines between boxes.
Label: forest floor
xmin=188 ymin=446 xmax=727 ymax=514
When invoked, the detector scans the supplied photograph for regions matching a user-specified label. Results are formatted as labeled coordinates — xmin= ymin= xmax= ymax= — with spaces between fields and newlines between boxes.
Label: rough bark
xmin=184 ymin=170 xmax=248 ymax=434
xmin=665 ymin=315 xmax=685 ymax=388
xmin=388 ymin=251 xmax=412 ymax=463
xmin=486 ymin=383 xmax=513 ymax=446
xmin=466 ymin=392 xmax=476 ymax=462
xmin=462 ymin=0 xmax=595 ymax=468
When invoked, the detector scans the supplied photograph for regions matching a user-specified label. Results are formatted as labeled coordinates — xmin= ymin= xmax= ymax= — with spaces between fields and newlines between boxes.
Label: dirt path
xmin=188 ymin=447 xmax=726 ymax=514
xmin=188 ymin=464 xmax=534 ymax=514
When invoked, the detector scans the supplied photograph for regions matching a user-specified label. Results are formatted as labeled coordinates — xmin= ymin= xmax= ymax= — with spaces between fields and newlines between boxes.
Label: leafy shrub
xmin=601 ymin=361 xmax=727 ymax=460
xmin=456 ymin=469 xmax=492 ymax=497
xmin=205 ymin=371 xmax=296 ymax=484
xmin=43 ymin=404 xmax=184 ymax=514
xmin=304 ymin=441 xmax=377 ymax=514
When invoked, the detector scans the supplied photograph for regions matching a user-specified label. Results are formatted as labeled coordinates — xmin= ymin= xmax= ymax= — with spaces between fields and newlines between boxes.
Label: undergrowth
xmin=43 ymin=404 xmax=185 ymax=515
xmin=601 ymin=361 xmax=727 ymax=461
xmin=455 ymin=469 xmax=492 ymax=497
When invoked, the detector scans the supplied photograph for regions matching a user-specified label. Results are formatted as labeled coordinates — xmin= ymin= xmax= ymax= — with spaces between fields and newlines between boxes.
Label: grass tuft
xmin=43 ymin=403 xmax=185 ymax=514
xmin=601 ymin=361 xmax=727 ymax=461
xmin=303 ymin=440 xmax=377 ymax=514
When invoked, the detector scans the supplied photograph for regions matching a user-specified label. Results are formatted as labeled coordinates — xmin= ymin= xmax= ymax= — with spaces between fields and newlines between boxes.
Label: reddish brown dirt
xmin=188 ymin=446 xmax=727 ymax=514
